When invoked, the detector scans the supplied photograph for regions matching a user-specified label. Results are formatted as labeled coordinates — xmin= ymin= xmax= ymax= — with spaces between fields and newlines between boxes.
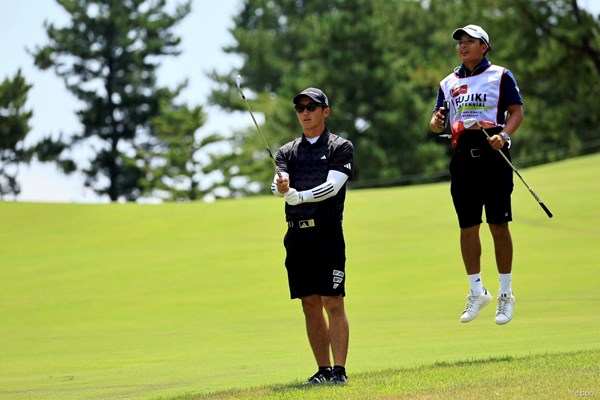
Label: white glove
xmin=284 ymin=188 xmax=304 ymax=205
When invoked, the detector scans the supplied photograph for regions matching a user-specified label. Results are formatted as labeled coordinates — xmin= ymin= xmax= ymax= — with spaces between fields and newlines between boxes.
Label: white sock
xmin=499 ymin=273 xmax=512 ymax=294
xmin=468 ymin=273 xmax=484 ymax=296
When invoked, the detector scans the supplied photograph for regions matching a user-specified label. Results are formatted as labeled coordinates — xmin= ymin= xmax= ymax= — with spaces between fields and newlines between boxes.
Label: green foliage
xmin=142 ymin=89 xmax=236 ymax=201
xmin=210 ymin=0 xmax=600 ymax=194
xmin=31 ymin=0 xmax=192 ymax=201
xmin=0 ymin=69 xmax=33 ymax=197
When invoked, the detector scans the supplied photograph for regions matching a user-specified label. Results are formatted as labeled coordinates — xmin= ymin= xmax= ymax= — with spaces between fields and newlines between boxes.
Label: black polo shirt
xmin=276 ymin=128 xmax=354 ymax=222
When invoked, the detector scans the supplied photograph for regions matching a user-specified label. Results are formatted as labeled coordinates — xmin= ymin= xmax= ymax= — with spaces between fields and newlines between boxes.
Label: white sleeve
xmin=298 ymin=170 xmax=348 ymax=203
xmin=271 ymin=171 xmax=289 ymax=197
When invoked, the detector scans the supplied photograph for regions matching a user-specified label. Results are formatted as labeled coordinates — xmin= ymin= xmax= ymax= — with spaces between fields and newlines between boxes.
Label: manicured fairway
xmin=186 ymin=350 xmax=600 ymax=400
xmin=0 ymin=154 xmax=598 ymax=400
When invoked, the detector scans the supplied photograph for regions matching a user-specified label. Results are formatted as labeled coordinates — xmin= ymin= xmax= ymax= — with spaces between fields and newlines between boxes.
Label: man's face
xmin=295 ymin=97 xmax=329 ymax=134
xmin=456 ymin=33 xmax=488 ymax=64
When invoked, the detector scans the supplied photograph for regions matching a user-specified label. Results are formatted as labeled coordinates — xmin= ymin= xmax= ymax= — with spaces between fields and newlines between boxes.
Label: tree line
xmin=1 ymin=0 xmax=599 ymax=201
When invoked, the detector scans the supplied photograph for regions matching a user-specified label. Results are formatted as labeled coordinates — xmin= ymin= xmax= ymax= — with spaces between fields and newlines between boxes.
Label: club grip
xmin=442 ymin=100 xmax=450 ymax=132
xmin=540 ymin=202 xmax=553 ymax=218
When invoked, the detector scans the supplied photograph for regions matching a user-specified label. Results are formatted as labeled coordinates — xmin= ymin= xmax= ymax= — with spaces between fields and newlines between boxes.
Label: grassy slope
xmin=0 ymin=154 xmax=598 ymax=400
xmin=185 ymin=350 xmax=600 ymax=400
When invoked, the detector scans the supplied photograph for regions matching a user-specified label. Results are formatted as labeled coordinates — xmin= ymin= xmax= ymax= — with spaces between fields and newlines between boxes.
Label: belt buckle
xmin=299 ymin=219 xmax=315 ymax=228
xmin=470 ymin=148 xmax=480 ymax=158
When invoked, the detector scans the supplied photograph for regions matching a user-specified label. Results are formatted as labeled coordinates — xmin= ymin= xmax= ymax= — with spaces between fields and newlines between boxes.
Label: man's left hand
xmin=488 ymin=134 xmax=506 ymax=151
xmin=284 ymin=188 xmax=303 ymax=205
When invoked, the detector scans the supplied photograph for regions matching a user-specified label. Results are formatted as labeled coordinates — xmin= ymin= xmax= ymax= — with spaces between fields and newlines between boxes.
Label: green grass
xmin=0 ymin=154 xmax=599 ymax=400
xmin=182 ymin=350 xmax=600 ymax=400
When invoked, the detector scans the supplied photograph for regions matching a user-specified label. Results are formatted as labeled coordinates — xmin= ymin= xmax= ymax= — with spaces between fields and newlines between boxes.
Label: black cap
xmin=293 ymin=87 xmax=330 ymax=107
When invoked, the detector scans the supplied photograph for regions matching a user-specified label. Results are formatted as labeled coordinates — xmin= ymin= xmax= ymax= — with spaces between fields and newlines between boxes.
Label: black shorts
xmin=283 ymin=220 xmax=346 ymax=299
xmin=450 ymin=137 xmax=514 ymax=228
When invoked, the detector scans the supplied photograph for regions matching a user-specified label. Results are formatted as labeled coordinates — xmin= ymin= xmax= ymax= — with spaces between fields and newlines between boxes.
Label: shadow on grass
xmin=432 ymin=354 xmax=514 ymax=367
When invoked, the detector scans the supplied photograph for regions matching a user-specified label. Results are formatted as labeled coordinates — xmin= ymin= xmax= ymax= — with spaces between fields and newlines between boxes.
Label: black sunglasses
xmin=294 ymin=102 xmax=322 ymax=113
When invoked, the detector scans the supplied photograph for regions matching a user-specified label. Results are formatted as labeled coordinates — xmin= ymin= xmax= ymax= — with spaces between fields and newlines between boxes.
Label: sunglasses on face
xmin=294 ymin=102 xmax=322 ymax=113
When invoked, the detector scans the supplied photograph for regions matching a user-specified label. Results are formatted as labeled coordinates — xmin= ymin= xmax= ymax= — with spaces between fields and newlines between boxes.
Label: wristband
xmin=500 ymin=132 xmax=511 ymax=149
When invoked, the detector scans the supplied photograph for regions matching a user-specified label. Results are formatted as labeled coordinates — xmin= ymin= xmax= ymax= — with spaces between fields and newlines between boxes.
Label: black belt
xmin=455 ymin=147 xmax=483 ymax=158
xmin=287 ymin=219 xmax=341 ymax=229
xmin=456 ymin=127 xmax=503 ymax=159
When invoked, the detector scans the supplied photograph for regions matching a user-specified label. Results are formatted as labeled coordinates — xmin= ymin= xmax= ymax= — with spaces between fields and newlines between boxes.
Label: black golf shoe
xmin=304 ymin=368 xmax=332 ymax=385
xmin=330 ymin=367 xmax=348 ymax=384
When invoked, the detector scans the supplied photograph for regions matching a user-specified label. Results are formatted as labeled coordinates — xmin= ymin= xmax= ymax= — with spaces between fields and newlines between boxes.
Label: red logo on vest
xmin=451 ymin=85 xmax=468 ymax=98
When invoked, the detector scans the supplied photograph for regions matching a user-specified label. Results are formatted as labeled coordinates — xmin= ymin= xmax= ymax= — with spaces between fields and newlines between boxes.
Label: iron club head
xmin=235 ymin=75 xmax=245 ymax=99
xmin=463 ymin=118 xmax=480 ymax=129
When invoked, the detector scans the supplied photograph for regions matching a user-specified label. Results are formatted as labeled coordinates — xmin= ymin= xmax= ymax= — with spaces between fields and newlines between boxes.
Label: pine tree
xmin=32 ymin=0 xmax=191 ymax=201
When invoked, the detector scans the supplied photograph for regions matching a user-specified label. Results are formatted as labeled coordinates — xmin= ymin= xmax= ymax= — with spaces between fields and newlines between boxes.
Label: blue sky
xmin=1 ymin=0 xmax=245 ymax=202
xmin=2 ymin=0 xmax=599 ymax=202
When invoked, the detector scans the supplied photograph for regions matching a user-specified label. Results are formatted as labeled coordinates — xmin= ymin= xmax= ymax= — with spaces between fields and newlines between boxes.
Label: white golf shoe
xmin=495 ymin=292 xmax=516 ymax=325
xmin=460 ymin=288 xmax=492 ymax=323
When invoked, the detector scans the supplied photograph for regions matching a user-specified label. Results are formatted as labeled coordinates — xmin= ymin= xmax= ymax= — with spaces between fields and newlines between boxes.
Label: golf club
xmin=236 ymin=75 xmax=282 ymax=178
xmin=438 ymin=101 xmax=452 ymax=139
xmin=463 ymin=118 xmax=553 ymax=218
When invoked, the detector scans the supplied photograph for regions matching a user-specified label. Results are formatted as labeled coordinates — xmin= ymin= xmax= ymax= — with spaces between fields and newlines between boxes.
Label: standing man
xmin=272 ymin=87 xmax=354 ymax=384
xmin=430 ymin=25 xmax=523 ymax=325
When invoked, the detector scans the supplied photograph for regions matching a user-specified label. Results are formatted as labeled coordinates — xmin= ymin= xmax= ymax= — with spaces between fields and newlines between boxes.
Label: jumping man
xmin=430 ymin=25 xmax=523 ymax=325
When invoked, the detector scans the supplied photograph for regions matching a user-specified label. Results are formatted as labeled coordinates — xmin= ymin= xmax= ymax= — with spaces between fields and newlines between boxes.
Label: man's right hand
xmin=276 ymin=176 xmax=290 ymax=194
xmin=431 ymin=107 xmax=446 ymax=132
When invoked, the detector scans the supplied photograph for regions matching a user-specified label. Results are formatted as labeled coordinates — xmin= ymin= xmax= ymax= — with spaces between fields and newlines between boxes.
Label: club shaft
xmin=236 ymin=77 xmax=282 ymax=178
xmin=477 ymin=123 xmax=553 ymax=218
